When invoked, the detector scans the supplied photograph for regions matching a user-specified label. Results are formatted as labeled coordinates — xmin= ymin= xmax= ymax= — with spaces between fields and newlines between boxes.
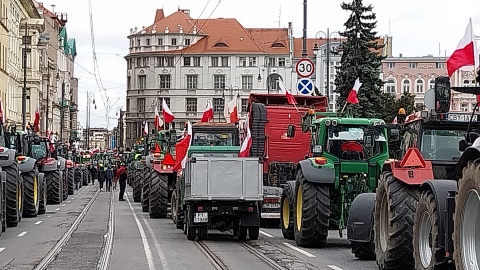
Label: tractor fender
xmin=419 ymin=180 xmax=457 ymax=250
xmin=0 ymin=149 xmax=16 ymax=167
xmin=297 ymin=159 xmax=335 ymax=184
xmin=455 ymin=141 xmax=480 ymax=180
xmin=57 ymin=157 xmax=66 ymax=171
xmin=18 ymin=157 xmax=37 ymax=172
xmin=42 ymin=161 xmax=58 ymax=172
xmin=145 ymin=155 xmax=153 ymax=168
xmin=347 ymin=192 xmax=375 ymax=242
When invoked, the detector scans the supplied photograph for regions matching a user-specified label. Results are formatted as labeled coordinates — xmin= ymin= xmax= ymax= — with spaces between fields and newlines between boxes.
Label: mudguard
xmin=18 ymin=157 xmax=36 ymax=172
xmin=57 ymin=157 xmax=66 ymax=171
xmin=297 ymin=159 xmax=335 ymax=184
xmin=420 ymin=180 xmax=457 ymax=250
xmin=66 ymin=160 xmax=74 ymax=169
xmin=145 ymin=155 xmax=153 ymax=168
xmin=41 ymin=160 xmax=58 ymax=172
xmin=0 ymin=149 xmax=16 ymax=167
xmin=347 ymin=193 xmax=376 ymax=242
xmin=239 ymin=203 xmax=260 ymax=227
xmin=455 ymin=139 xmax=480 ymax=180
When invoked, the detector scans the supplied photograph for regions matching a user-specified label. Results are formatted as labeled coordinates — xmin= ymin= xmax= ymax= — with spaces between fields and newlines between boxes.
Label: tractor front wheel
xmin=281 ymin=181 xmax=295 ymax=240
xmin=22 ymin=170 xmax=40 ymax=217
xmin=5 ymin=163 xmax=23 ymax=227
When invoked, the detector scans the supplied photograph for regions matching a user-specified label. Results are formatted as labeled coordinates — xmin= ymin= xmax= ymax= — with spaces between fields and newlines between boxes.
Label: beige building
xmin=381 ymin=55 xmax=478 ymax=111
xmin=0 ymin=1 xmax=8 ymax=110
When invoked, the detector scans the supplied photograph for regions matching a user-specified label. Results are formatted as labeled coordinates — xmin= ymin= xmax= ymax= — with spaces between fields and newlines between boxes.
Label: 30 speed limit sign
xmin=295 ymin=58 xmax=315 ymax=78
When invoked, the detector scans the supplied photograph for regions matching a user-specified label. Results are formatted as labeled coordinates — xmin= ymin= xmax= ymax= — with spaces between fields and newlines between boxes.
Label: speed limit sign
xmin=295 ymin=58 xmax=315 ymax=78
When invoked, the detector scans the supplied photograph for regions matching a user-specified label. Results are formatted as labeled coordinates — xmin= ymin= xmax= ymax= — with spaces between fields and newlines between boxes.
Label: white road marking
xmin=0 ymin=247 xmax=5 ymax=253
xmin=17 ymin=231 xmax=28 ymax=237
xmin=47 ymin=215 xmax=51 ymax=218
xmin=55 ymin=208 xmax=60 ymax=211
xmin=327 ymin=265 xmax=343 ymax=270
xmin=67 ymin=201 xmax=71 ymax=203
xmin=35 ymin=221 xmax=42 ymax=225
xmin=62 ymin=204 xmax=66 ymax=206
xmin=283 ymin=242 xmax=316 ymax=258
xmin=125 ymin=192 xmax=156 ymax=270
xmin=259 ymin=230 xmax=274 ymax=238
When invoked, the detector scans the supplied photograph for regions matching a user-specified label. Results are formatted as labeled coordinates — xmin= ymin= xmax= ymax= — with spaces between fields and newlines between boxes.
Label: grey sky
xmin=37 ymin=0 xmax=480 ymax=128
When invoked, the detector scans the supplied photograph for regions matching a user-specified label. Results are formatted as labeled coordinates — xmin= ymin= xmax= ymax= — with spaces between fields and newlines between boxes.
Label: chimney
xmin=399 ymin=53 xmax=403 ymax=57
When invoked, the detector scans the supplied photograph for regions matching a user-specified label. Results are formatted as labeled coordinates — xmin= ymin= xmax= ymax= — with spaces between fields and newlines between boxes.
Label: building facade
xmin=0 ymin=1 xmax=8 ymax=112
xmin=83 ymin=127 xmax=108 ymax=150
xmin=124 ymin=8 xmax=295 ymax=147
xmin=381 ymin=55 xmax=478 ymax=111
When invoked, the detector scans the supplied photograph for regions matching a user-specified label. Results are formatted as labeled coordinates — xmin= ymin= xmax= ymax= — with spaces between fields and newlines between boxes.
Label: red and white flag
xmin=33 ymin=101 xmax=40 ymax=132
xmin=154 ymin=105 xmax=163 ymax=129
xmin=279 ymin=79 xmax=297 ymax=105
xmin=162 ymin=98 xmax=175 ymax=123
xmin=228 ymin=98 xmax=239 ymax=123
xmin=143 ymin=121 xmax=148 ymax=135
xmin=392 ymin=116 xmax=397 ymax=124
xmin=346 ymin=78 xmax=362 ymax=104
xmin=200 ymin=100 xmax=213 ymax=122
xmin=239 ymin=117 xmax=252 ymax=157
xmin=446 ymin=18 xmax=477 ymax=77
xmin=173 ymin=121 xmax=192 ymax=171
xmin=0 ymin=99 xmax=3 ymax=125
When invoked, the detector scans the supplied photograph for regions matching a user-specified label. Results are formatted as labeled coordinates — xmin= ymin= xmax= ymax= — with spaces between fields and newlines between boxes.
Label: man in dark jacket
xmin=116 ymin=164 xmax=127 ymax=201
xmin=98 ymin=164 xmax=106 ymax=191
xmin=105 ymin=165 xmax=114 ymax=192
xmin=89 ymin=165 xmax=98 ymax=186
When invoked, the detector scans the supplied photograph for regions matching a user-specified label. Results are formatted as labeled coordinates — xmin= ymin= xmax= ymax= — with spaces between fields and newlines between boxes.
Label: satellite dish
xmin=424 ymin=88 xmax=435 ymax=110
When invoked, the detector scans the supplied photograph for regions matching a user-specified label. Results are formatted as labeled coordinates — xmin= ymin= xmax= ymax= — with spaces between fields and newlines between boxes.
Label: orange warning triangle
xmin=399 ymin=148 xmax=426 ymax=168
xmin=162 ymin=153 xmax=175 ymax=165
xmin=154 ymin=143 xmax=161 ymax=153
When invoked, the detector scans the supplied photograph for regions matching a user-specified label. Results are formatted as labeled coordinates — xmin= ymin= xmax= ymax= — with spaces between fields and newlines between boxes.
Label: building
xmin=124 ymin=8 xmax=294 ymax=147
xmin=83 ymin=127 xmax=108 ymax=150
xmin=0 ymin=1 xmax=8 ymax=112
xmin=381 ymin=55 xmax=478 ymax=111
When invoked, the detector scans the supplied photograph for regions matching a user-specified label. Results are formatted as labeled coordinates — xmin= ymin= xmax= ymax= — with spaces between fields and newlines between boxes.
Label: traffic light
xmin=476 ymin=69 xmax=480 ymax=84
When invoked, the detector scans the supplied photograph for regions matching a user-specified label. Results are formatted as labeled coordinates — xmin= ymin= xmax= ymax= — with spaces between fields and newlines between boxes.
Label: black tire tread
xmin=22 ymin=170 xmax=39 ymax=217
xmin=5 ymin=164 xmax=20 ymax=227
xmin=149 ymin=171 xmax=169 ymax=218
xmin=352 ymin=241 xmax=375 ymax=260
xmin=281 ymin=181 xmax=295 ymax=240
xmin=133 ymin=169 xmax=142 ymax=202
xmin=67 ymin=168 xmax=74 ymax=195
xmin=141 ymin=169 xmax=151 ymax=212
xmin=47 ymin=170 xmax=62 ymax=204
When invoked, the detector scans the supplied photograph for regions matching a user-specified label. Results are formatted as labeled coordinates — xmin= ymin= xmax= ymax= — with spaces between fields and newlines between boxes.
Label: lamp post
xmin=60 ymin=75 xmax=66 ymax=143
xmin=86 ymin=92 xmax=96 ymax=149
xmin=257 ymin=64 xmax=271 ymax=94
xmin=312 ymin=28 xmax=342 ymax=104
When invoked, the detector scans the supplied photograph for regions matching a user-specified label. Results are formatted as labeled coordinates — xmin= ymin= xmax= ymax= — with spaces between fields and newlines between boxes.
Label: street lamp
xmin=312 ymin=28 xmax=342 ymax=105
xmin=86 ymin=92 xmax=96 ymax=149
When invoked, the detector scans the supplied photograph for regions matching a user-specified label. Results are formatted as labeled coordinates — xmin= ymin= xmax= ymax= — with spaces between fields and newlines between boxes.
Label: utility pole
xmin=301 ymin=0 xmax=308 ymax=57
xmin=60 ymin=78 xmax=65 ymax=142
xmin=86 ymin=91 xmax=90 ymax=149
xmin=46 ymin=66 xmax=50 ymax=135
xmin=22 ymin=21 xmax=28 ymax=130
xmin=326 ymin=28 xmax=330 ymax=100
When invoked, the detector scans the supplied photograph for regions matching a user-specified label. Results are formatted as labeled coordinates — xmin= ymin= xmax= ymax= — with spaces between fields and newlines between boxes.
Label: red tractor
xmin=32 ymin=137 xmax=63 ymax=205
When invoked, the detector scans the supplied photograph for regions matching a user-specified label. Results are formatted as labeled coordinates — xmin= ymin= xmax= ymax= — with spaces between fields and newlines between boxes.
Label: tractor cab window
xmin=31 ymin=143 xmax=47 ymax=159
xmin=420 ymin=128 xmax=467 ymax=161
xmin=325 ymin=125 xmax=386 ymax=160
xmin=192 ymin=132 xmax=234 ymax=146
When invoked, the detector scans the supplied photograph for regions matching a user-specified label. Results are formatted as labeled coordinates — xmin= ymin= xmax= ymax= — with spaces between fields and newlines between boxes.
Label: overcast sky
xmin=37 ymin=0 xmax=480 ymax=129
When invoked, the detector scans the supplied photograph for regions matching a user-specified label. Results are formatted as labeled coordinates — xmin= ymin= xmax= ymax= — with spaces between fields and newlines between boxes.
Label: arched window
xmin=428 ymin=79 xmax=435 ymax=90
xmin=415 ymin=79 xmax=424 ymax=93
xmin=267 ymin=74 xmax=282 ymax=91
xmin=402 ymin=79 xmax=410 ymax=93
xmin=385 ymin=79 xmax=396 ymax=95
xmin=462 ymin=79 xmax=472 ymax=87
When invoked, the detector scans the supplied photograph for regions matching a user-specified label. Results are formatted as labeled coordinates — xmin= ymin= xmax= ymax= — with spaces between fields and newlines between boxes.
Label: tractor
xmin=130 ymin=146 xmax=145 ymax=203
xmin=280 ymin=108 xmax=392 ymax=249
xmin=32 ymin=137 xmax=63 ymax=204
xmin=56 ymin=143 xmax=75 ymax=196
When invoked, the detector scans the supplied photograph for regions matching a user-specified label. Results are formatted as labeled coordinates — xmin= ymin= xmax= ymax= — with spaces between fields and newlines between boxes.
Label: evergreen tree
xmin=334 ymin=0 xmax=386 ymax=118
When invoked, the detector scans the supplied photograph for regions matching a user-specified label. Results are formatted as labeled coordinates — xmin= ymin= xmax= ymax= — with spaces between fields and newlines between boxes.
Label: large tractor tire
xmin=141 ymin=169 xmax=151 ymax=212
xmin=453 ymin=161 xmax=480 ymax=270
xmin=5 ymin=163 xmax=23 ymax=227
xmin=281 ymin=181 xmax=295 ymax=240
xmin=171 ymin=189 xmax=183 ymax=229
xmin=293 ymin=170 xmax=330 ymax=247
xmin=82 ymin=170 xmax=88 ymax=186
xmin=67 ymin=169 xmax=74 ymax=195
xmin=149 ymin=172 xmax=169 ymax=218
xmin=22 ymin=170 xmax=40 ymax=217
xmin=374 ymin=171 xmax=419 ymax=270
xmin=62 ymin=171 xmax=68 ymax=201
xmin=47 ymin=170 xmax=63 ymax=205
xmin=133 ymin=170 xmax=142 ymax=202
xmin=38 ymin=175 xmax=47 ymax=215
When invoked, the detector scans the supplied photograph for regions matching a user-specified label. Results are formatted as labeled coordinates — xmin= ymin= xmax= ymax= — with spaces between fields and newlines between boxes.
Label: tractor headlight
xmin=312 ymin=144 xmax=323 ymax=154
xmin=325 ymin=120 xmax=331 ymax=126
xmin=421 ymin=111 xmax=429 ymax=118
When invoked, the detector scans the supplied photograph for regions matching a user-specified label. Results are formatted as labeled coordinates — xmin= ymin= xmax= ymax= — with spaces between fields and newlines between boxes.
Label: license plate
xmin=261 ymin=213 xmax=280 ymax=218
xmin=263 ymin=203 xmax=280 ymax=208
xmin=194 ymin=212 xmax=208 ymax=223
xmin=447 ymin=114 xmax=477 ymax=122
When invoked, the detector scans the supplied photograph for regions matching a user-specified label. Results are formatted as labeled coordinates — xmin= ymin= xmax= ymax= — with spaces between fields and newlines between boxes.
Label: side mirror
xmin=434 ymin=76 xmax=451 ymax=113
xmin=363 ymin=133 xmax=375 ymax=148
xmin=459 ymin=140 xmax=468 ymax=152
xmin=287 ymin=124 xmax=296 ymax=138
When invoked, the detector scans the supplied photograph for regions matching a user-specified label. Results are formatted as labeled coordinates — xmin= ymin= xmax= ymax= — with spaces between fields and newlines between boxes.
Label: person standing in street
xmin=116 ymin=163 xmax=127 ymax=201
xmin=105 ymin=165 xmax=114 ymax=192
xmin=89 ymin=165 xmax=98 ymax=185
xmin=98 ymin=164 xmax=106 ymax=191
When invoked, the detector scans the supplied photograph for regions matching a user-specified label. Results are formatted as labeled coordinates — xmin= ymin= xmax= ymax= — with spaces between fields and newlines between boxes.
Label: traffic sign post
xmin=297 ymin=78 xmax=314 ymax=95
xmin=295 ymin=58 xmax=315 ymax=78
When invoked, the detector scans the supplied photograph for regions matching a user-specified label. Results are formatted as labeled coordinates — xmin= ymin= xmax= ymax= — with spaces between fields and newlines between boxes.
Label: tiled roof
xmin=37 ymin=2 xmax=65 ymax=25
xmin=246 ymin=28 xmax=290 ymax=55
xmin=293 ymin=37 xmax=385 ymax=58
xmin=144 ymin=11 xmax=205 ymax=35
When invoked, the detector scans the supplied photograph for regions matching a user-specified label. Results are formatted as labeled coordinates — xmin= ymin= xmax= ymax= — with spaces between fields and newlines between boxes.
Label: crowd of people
xmin=89 ymin=162 xmax=128 ymax=201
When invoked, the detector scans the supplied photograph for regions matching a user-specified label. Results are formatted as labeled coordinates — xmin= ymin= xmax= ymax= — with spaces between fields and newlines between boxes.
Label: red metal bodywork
xmin=248 ymin=93 xmax=328 ymax=175
xmin=66 ymin=160 xmax=74 ymax=168
xmin=389 ymin=148 xmax=434 ymax=185
xmin=37 ymin=157 xmax=56 ymax=166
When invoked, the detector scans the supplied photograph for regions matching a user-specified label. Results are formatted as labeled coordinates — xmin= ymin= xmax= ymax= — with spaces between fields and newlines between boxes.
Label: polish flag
xmin=143 ymin=121 xmax=148 ymax=135
xmin=173 ymin=121 xmax=192 ymax=171
xmin=392 ymin=117 xmax=397 ymax=124
xmin=279 ymin=79 xmax=297 ymax=105
xmin=239 ymin=117 xmax=252 ymax=157
xmin=223 ymin=100 xmax=231 ymax=123
xmin=228 ymin=98 xmax=239 ymax=123
xmin=33 ymin=101 xmax=40 ymax=132
xmin=200 ymin=100 xmax=213 ymax=122
xmin=446 ymin=19 xmax=477 ymax=77
xmin=0 ymin=99 xmax=3 ymax=124
xmin=162 ymin=98 xmax=175 ymax=123
xmin=346 ymin=78 xmax=362 ymax=104
xmin=154 ymin=105 xmax=163 ymax=129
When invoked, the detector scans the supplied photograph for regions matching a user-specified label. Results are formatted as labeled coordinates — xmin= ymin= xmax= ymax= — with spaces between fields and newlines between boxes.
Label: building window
xmin=249 ymin=57 xmax=256 ymax=67
xmin=213 ymin=98 xmax=224 ymax=112
xmin=171 ymin=38 xmax=177 ymax=45
xmin=127 ymin=76 xmax=131 ymax=90
xmin=186 ymin=75 xmax=198 ymax=89
xmin=185 ymin=39 xmax=190 ymax=45
xmin=436 ymin=63 xmax=445 ymax=69
xmin=136 ymin=58 xmax=141 ymax=67
xmin=415 ymin=79 xmax=424 ymax=93
xmin=186 ymin=98 xmax=197 ymax=112
xmin=137 ymin=39 xmax=140 ymax=46
xmin=268 ymin=58 xmax=276 ymax=67
xmin=126 ymin=98 xmax=130 ymax=111
xmin=410 ymin=63 xmax=417 ymax=68
xmin=193 ymin=57 xmax=201 ymax=66
xmin=472 ymin=103 xmax=479 ymax=111
xmin=156 ymin=56 xmax=175 ymax=67
xmin=387 ymin=62 xmax=395 ymax=68
xmin=242 ymin=75 xmax=253 ymax=90
xmin=385 ymin=79 xmax=396 ymax=95
xmin=213 ymin=75 xmax=226 ymax=89
xmin=142 ymin=57 xmax=149 ymax=67
xmin=184 ymin=56 xmax=191 ymax=66
xmin=428 ymin=79 xmax=435 ymax=90
xmin=241 ymin=99 xmax=248 ymax=112
xmin=221 ymin=57 xmax=229 ymax=67
xmin=160 ymin=75 xmax=171 ymax=89
xmin=138 ymin=75 xmax=146 ymax=89
xmin=159 ymin=98 xmax=170 ymax=111
xmin=461 ymin=103 xmax=468 ymax=111
xmin=158 ymin=38 xmax=163 ymax=45
xmin=127 ymin=59 xmax=132 ymax=69
xmin=146 ymin=39 xmax=150 ymax=45
xmin=402 ymin=79 xmax=410 ymax=93
xmin=239 ymin=57 xmax=246 ymax=67
xmin=211 ymin=57 xmax=219 ymax=67
xmin=137 ymin=98 xmax=145 ymax=112
xmin=267 ymin=74 xmax=281 ymax=90
xmin=278 ymin=58 xmax=285 ymax=67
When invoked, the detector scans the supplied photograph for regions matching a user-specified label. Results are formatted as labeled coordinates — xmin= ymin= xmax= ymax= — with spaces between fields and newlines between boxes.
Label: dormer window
xmin=213 ymin=42 xmax=228 ymax=47
xmin=185 ymin=39 xmax=191 ymax=45
xmin=272 ymin=42 xmax=285 ymax=47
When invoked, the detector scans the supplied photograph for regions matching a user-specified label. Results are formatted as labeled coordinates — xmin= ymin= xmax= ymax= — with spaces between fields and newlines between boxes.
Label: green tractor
xmin=130 ymin=147 xmax=145 ymax=203
xmin=280 ymin=110 xmax=392 ymax=250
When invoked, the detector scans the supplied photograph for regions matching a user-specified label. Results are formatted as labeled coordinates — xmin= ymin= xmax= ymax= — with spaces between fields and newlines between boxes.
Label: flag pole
xmin=340 ymin=101 xmax=348 ymax=114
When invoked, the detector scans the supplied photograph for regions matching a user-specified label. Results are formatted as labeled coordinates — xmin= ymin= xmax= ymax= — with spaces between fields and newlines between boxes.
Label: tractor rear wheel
xmin=47 ymin=170 xmax=63 ymax=205
xmin=141 ymin=169 xmax=151 ymax=212
xmin=5 ymin=163 xmax=23 ymax=227
xmin=133 ymin=169 xmax=142 ymax=202
xmin=62 ymin=171 xmax=68 ymax=200
xmin=22 ymin=170 xmax=40 ymax=217
xmin=293 ymin=169 xmax=330 ymax=247
xmin=281 ymin=181 xmax=295 ymax=240
xmin=38 ymin=176 xmax=47 ymax=215
xmin=374 ymin=171 xmax=418 ymax=269
xmin=82 ymin=169 xmax=88 ymax=186
xmin=149 ymin=172 xmax=169 ymax=218
xmin=171 ymin=189 xmax=183 ymax=229
xmin=67 ymin=169 xmax=74 ymax=195
xmin=453 ymin=160 xmax=480 ymax=270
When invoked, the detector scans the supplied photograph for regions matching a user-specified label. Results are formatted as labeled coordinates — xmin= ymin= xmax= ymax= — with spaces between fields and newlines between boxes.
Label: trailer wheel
xmin=67 ymin=169 xmax=74 ymax=195
xmin=6 ymin=163 xmax=22 ymax=227
xmin=454 ymin=160 xmax=480 ymax=270
xmin=198 ymin=226 xmax=208 ymax=240
xmin=185 ymin=208 xmax=196 ymax=241
xmin=249 ymin=226 xmax=260 ymax=240
xmin=47 ymin=170 xmax=63 ymax=205
xmin=237 ymin=226 xmax=247 ymax=241
xmin=374 ymin=172 xmax=418 ymax=269
xmin=293 ymin=169 xmax=330 ymax=247
xmin=133 ymin=169 xmax=142 ymax=202
xmin=281 ymin=180 xmax=295 ymax=240
xmin=22 ymin=170 xmax=40 ymax=217
xmin=149 ymin=172 xmax=169 ymax=218
xmin=141 ymin=169 xmax=151 ymax=212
